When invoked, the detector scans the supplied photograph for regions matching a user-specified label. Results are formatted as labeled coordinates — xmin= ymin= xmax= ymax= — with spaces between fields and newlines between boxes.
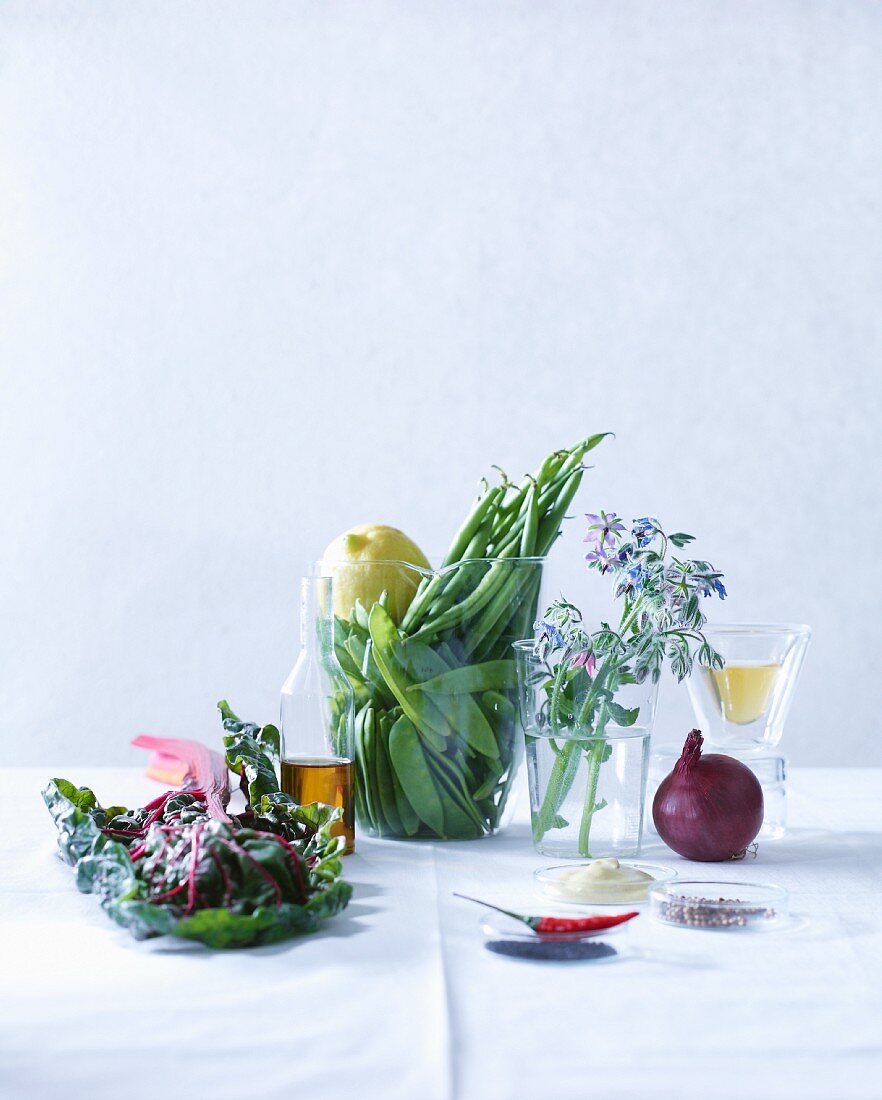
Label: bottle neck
xmin=299 ymin=576 xmax=332 ymax=648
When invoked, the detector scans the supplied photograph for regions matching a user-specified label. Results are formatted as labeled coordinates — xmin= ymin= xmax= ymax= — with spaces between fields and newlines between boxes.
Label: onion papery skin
xmin=652 ymin=730 xmax=764 ymax=862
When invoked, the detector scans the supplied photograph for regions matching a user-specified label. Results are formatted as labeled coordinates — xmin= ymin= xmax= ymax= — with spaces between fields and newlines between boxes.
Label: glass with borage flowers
xmin=515 ymin=513 xmax=726 ymax=859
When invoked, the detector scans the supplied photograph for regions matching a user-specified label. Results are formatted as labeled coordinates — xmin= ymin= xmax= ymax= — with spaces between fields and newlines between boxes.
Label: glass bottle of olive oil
xmin=280 ymin=577 xmax=355 ymax=853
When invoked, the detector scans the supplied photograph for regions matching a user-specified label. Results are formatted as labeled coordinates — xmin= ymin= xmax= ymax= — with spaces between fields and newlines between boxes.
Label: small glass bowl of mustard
xmin=535 ymin=858 xmax=677 ymax=906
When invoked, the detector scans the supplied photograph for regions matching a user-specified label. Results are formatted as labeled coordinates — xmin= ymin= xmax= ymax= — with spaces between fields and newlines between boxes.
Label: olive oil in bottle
xmin=281 ymin=756 xmax=355 ymax=854
xmin=280 ymin=576 xmax=357 ymax=854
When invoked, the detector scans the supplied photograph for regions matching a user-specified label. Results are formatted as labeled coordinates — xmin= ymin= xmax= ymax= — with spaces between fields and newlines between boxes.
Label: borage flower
xmin=616 ymin=563 xmax=645 ymax=597
xmin=709 ymin=578 xmax=727 ymax=600
xmin=584 ymin=545 xmax=614 ymax=573
xmin=571 ymin=651 xmax=596 ymax=675
xmin=534 ymin=619 xmax=566 ymax=649
xmin=584 ymin=511 xmax=626 ymax=549
xmin=632 ymin=517 xmax=658 ymax=548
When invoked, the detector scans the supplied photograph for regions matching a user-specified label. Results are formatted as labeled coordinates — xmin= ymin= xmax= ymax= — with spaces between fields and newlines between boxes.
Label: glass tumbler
xmin=515 ymin=641 xmax=658 ymax=859
xmin=686 ymin=623 xmax=811 ymax=752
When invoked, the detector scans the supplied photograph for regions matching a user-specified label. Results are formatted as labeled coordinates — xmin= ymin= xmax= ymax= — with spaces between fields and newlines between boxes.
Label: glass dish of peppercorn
xmin=650 ymin=881 xmax=790 ymax=932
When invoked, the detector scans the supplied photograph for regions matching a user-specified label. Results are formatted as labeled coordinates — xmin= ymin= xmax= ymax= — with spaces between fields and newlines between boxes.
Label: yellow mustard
xmin=547 ymin=858 xmax=654 ymax=903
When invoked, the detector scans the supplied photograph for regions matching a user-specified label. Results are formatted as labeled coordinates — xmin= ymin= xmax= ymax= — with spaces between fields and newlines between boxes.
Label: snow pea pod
xmin=372 ymin=713 xmax=403 ymax=835
xmin=424 ymin=753 xmax=486 ymax=838
xmin=397 ymin=641 xmax=500 ymax=760
xmin=368 ymin=605 xmax=450 ymax=753
xmin=388 ymin=714 xmax=446 ymax=836
xmin=407 ymin=660 xmax=518 ymax=695
xmin=371 ymin=605 xmax=500 ymax=759
xmin=472 ymin=757 xmax=505 ymax=800
xmin=354 ymin=703 xmax=381 ymax=834
xmin=481 ymin=690 xmax=516 ymax=722
xmin=389 ymin=750 xmax=421 ymax=836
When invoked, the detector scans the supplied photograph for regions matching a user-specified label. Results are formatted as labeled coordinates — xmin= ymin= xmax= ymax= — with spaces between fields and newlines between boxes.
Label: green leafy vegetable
xmin=42 ymin=715 xmax=351 ymax=949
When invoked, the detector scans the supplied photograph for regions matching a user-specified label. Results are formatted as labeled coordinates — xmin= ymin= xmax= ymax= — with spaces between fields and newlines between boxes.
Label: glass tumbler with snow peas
xmin=319 ymin=434 xmax=609 ymax=840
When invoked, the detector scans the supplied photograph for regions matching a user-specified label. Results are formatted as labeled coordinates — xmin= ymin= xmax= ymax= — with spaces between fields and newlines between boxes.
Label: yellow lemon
xmin=321 ymin=524 xmax=431 ymax=624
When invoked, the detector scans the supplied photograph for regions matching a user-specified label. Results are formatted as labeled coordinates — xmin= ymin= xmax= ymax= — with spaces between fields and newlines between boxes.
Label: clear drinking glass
xmin=515 ymin=642 xmax=658 ymax=859
xmin=280 ymin=576 xmax=356 ymax=853
xmin=686 ymin=624 xmax=811 ymax=752
xmin=319 ymin=556 xmax=546 ymax=840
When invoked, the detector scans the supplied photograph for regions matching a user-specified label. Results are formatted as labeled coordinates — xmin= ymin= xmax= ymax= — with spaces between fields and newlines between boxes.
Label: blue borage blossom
xmin=534 ymin=618 xmax=566 ymax=649
xmin=615 ymin=562 xmax=646 ymax=598
xmin=631 ymin=517 xmax=658 ymax=548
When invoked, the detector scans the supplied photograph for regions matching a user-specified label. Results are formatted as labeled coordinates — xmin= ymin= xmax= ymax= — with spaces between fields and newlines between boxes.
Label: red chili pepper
xmin=534 ymin=912 xmax=638 ymax=934
xmin=453 ymin=893 xmax=639 ymax=935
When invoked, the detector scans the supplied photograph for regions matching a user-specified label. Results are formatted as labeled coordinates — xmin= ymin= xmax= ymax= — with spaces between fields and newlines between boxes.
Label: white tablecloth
xmin=2 ymin=766 xmax=881 ymax=1100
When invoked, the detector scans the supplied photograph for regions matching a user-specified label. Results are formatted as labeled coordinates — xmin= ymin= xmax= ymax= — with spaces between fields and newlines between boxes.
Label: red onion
xmin=652 ymin=730 xmax=764 ymax=861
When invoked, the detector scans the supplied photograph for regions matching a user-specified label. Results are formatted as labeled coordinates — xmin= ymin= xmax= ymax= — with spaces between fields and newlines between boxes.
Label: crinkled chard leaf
xmin=43 ymin=739 xmax=351 ymax=949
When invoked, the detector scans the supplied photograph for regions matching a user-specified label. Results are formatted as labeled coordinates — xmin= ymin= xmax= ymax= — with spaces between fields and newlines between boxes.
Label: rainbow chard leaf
xmin=42 ymin=709 xmax=352 ymax=949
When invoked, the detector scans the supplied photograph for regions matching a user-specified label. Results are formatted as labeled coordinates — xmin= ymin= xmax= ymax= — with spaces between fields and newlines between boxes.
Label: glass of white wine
xmin=687 ymin=624 xmax=811 ymax=751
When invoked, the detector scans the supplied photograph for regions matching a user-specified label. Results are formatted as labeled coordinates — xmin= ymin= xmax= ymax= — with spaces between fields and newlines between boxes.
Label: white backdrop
xmin=2 ymin=1 xmax=880 ymax=767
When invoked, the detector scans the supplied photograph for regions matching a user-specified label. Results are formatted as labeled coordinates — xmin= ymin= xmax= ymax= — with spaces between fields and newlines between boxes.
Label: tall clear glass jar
xmin=320 ymin=556 xmax=545 ymax=840
xmin=280 ymin=576 xmax=356 ymax=853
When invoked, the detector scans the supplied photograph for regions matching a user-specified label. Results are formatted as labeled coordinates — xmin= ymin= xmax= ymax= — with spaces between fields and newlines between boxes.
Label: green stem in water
xmin=578 ymin=730 xmax=609 ymax=858
xmin=531 ymin=737 xmax=583 ymax=843
xmin=533 ymin=663 xmax=608 ymax=843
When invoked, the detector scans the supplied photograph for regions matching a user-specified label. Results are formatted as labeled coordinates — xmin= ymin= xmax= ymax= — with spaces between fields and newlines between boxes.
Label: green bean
xmin=471 ymin=567 xmax=542 ymax=664
xmin=410 ymin=546 xmax=518 ymax=641
xmin=461 ymin=565 xmax=541 ymax=660
xmin=519 ymin=484 xmax=539 ymax=557
xmin=402 ymin=488 xmax=504 ymax=631
xmin=407 ymin=556 xmax=489 ymax=630
xmin=534 ymin=447 xmax=569 ymax=485
xmin=489 ymin=467 xmax=576 ymax=557
xmin=440 ymin=483 xmax=502 ymax=567
xmin=535 ymin=468 xmax=584 ymax=555
xmin=486 ymin=480 xmax=530 ymax=547
xmin=485 ymin=436 xmax=603 ymax=558
xmin=388 ymin=714 xmax=446 ymax=835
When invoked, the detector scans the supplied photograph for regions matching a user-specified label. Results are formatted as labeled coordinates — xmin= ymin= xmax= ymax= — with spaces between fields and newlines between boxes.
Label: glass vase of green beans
xmin=323 ymin=434 xmax=609 ymax=840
